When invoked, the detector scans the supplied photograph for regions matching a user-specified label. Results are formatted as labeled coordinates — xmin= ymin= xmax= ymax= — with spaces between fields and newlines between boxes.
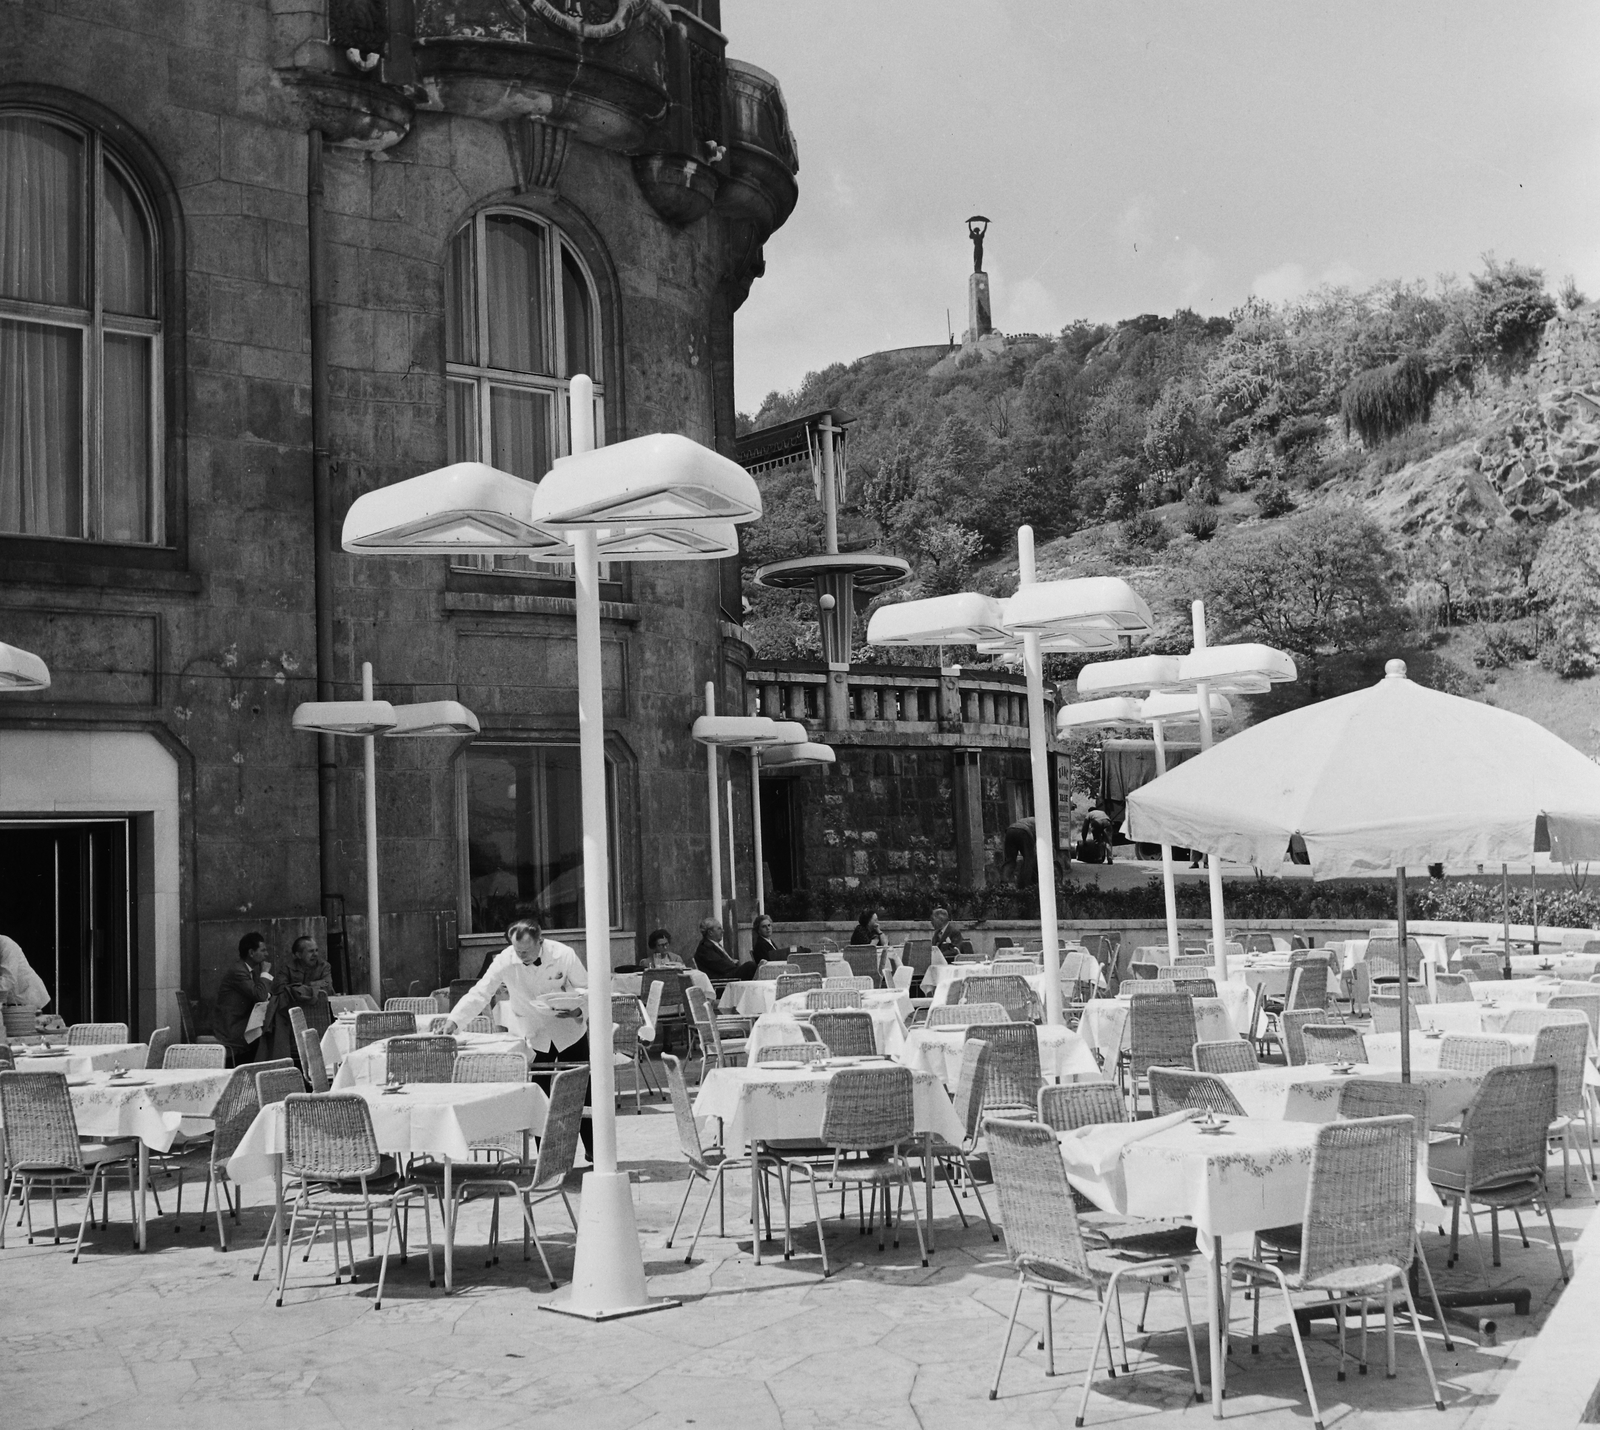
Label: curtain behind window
xmin=0 ymin=117 xmax=82 ymax=307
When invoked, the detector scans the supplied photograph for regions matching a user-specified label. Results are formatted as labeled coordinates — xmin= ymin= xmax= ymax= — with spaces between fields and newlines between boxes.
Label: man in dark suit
xmin=215 ymin=932 xmax=273 ymax=1067
xmin=693 ymin=916 xmax=755 ymax=983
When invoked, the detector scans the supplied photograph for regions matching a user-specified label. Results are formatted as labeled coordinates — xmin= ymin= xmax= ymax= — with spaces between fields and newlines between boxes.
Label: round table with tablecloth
xmin=1077 ymin=986 xmax=1254 ymax=1069
xmin=897 ymin=1023 xmax=1102 ymax=1088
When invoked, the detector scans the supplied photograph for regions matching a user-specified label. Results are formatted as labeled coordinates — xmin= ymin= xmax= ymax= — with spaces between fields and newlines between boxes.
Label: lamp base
xmin=538 ymin=1170 xmax=681 ymax=1323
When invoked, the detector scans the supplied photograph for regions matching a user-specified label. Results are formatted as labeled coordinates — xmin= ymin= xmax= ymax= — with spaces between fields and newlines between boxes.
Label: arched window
xmin=0 ymin=109 xmax=163 ymax=545
xmin=445 ymin=208 xmax=603 ymax=576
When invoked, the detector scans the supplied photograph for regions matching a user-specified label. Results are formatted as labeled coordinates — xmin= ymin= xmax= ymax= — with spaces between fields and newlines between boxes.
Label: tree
xmin=1190 ymin=507 xmax=1402 ymax=696
xmin=1530 ymin=516 xmax=1600 ymax=677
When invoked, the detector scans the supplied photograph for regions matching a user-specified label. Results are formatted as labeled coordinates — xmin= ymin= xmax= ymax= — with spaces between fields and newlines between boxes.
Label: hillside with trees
xmin=740 ymin=257 xmax=1600 ymax=754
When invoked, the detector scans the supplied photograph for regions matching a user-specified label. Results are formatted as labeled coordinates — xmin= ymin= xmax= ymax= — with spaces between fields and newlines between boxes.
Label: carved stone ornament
xmin=632 ymin=152 xmax=719 ymax=227
xmin=520 ymin=0 xmax=640 ymax=40
xmin=503 ymin=117 xmax=572 ymax=191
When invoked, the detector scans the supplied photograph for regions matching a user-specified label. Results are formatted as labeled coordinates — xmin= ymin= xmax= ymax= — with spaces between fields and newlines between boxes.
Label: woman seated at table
xmin=850 ymin=907 xmax=885 ymax=948
xmin=643 ymin=928 xmax=687 ymax=970
xmin=751 ymin=914 xmax=784 ymax=964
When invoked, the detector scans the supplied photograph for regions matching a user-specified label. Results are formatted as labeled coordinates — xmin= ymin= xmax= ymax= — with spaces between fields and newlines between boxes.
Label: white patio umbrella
xmin=293 ymin=679 xmax=479 ymax=999
xmin=1077 ymin=601 xmax=1296 ymax=979
xmin=1057 ymin=691 xmax=1231 ymax=961
xmin=343 ymin=375 xmax=760 ymax=1323
xmin=1125 ymin=658 xmax=1600 ymax=1078
xmin=867 ymin=528 xmax=1154 ymax=1023
xmin=691 ymin=707 xmax=806 ymax=924
xmin=0 ymin=641 xmax=51 ymax=690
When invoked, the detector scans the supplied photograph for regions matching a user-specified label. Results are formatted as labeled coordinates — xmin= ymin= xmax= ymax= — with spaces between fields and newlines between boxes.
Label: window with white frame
xmin=0 ymin=109 xmax=164 ymax=545
xmin=444 ymin=209 xmax=605 ymax=578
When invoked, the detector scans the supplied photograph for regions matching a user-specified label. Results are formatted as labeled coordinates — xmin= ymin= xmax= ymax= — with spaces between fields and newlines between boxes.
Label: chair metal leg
xmin=1275 ymin=1272 xmax=1324 ymax=1430
xmin=807 ymin=1170 xmax=829 ymax=1277
xmin=72 ymin=1167 xmax=100 ymax=1263
xmin=684 ymin=1167 xmax=721 ymax=1264
xmin=1384 ymin=1282 xmax=1397 ymax=1378
xmin=665 ymin=1168 xmax=699 ymax=1250
xmin=1399 ymin=1276 xmax=1446 ymax=1410
xmin=212 ymin=1168 xmax=229 ymax=1252
xmin=1542 ymin=1197 xmax=1570 ymax=1285
xmin=989 ymin=1273 xmax=1026 ymax=1401
xmin=1112 ymin=1280 xmax=1130 ymax=1373
xmin=1173 ymin=1263 xmax=1204 ymax=1403
xmin=1042 ymin=1289 xmax=1055 ymax=1375
xmin=1074 ymin=1283 xmax=1117 ymax=1425
xmin=1413 ymin=1230 xmax=1454 ymax=1352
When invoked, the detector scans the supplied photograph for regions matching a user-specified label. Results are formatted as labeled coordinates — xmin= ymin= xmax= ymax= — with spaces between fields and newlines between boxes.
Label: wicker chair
xmin=409 ymin=1066 xmax=587 ymax=1288
xmin=353 ymin=1011 xmax=416 ymax=1049
xmin=1168 ymin=965 xmax=1215 ymax=984
xmin=1119 ymin=979 xmax=1177 ymax=997
xmin=810 ymin=1010 xmax=877 ymax=1057
xmin=196 ymin=1063 xmax=276 ymax=1251
xmin=1501 ymin=1006 xmax=1567 ymax=1035
xmin=993 ymin=958 xmax=1041 ymax=976
xmin=1457 ymin=952 xmax=1503 ymax=979
xmin=781 ymin=1066 xmax=928 ymax=1276
xmin=1428 ymin=1064 xmax=1567 ymax=1288
xmin=296 ymin=1024 xmax=331 ymax=1093
xmin=953 ymin=974 xmax=1034 ymax=1022
xmin=926 ymin=1001 xmax=1009 ymax=1028
xmin=1038 ymin=1081 xmax=1128 ymax=1132
xmin=1365 ymin=937 xmax=1425 ymax=985
xmin=1241 ymin=932 xmax=1277 ymax=954
xmin=144 ymin=1026 xmax=175 ymax=1071
xmin=164 ymin=1043 xmax=229 ymax=1070
xmin=1438 ymin=1034 xmax=1515 ymax=1074
xmin=775 ymin=973 xmax=824 ymax=1002
xmin=1299 ymin=1025 xmax=1367 ymax=1066
xmin=662 ymin=1054 xmax=783 ymax=1261
xmin=1432 ymin=973 xmax=1475 ymax=1004
xmin=1172 ymin=954 xmax=1211 ymax=969
xmin=983 ymin=1116 xmax=1203 ymax=1413
xmin=965 ymin=1026 xmax=1043 ymax=1118
xmin=1126 ymin=994 xmax=1198 ymax=1110
xmin=1279 ymin=1009 xmax=1328 ymax=1067
xmin=788 ymin=952 xmax=828 ymax=978
xmin=684 ymin=984 xmax=749 ymax=1078
xmin=611 ymin=994 xmax=657 ymax=1112
xmin=805 ymin=989 xmax=864 ymax=1010
xmin=1548 ymin=993 xmax=1600 ymax=1040
xmin=841 ymin=948 xmax=882 ymax=986
xmin=921 ymin=1040 xmax=998 ymax=1243
xmin=66 ymin=1023 xmax=128 ymax=1047
xmin=1534 ymin=1022 xmax=1597 ymax=1197
xmin=0 ymin=1071 xmax=139 ymax=1259
xmin=754 ymin=961 xmax=787 ymax=981
xmin=452 ymin=1052 xmax=527 ymax=1083
xmin=1172 ymin=976 xmax=1218 ymax=998
xmin=385 ymin=1035 xmax=457 ymax=1085
xmin=382 ymin=997 xmax=437 ymax=1015
xmin=900 ymin=939 xmax=934 ymax=994
xmin=1148 ymin=1068 xmax=1246 ymax=1118
xmin=756 ymin=1042 xmax=829 ymax=1065
xmin=638 ymin=969 xmax=689 ymax=1053
xmin=1226 ymin=1117 xmax=1445 ymax=1419
xmin=1193 ymin=1039 xmax=1257 ymax=1074
xmin=273 ymin=1093 xmax=435 ymax=1307
xmin=1369 ymin=995 xmax=1420 ymax=1035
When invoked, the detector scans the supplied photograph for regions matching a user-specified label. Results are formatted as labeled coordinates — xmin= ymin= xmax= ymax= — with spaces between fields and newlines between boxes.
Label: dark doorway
xmin=759 ymin=778 xmax=801 ymax=896
xmin=0 ymin=821 xmax=134 ymax=1028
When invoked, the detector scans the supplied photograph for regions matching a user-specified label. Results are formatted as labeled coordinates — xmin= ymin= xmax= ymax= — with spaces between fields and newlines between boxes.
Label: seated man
xmin=693 ymin=916 xmax=755 ymax=983
xmin=215 ymin=932 xmax=274 ymax=1067
xmin=930 ymin=906 xmax=962 ymax=956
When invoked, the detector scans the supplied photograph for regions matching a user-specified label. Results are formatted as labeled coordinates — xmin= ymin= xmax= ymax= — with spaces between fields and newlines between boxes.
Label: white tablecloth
xmin=1217 ymin=1062 xmax=1482 ymax=1126
xmin=1338 ymin=935 xmax=1451 ymax=971
xmin=898 ymin=1024 xmax=1102 ymax=1088
xmin=1418 ymin=1000 xmax=1593 ymax=1042
xmin=775 ymin=989 xmax=912 ymax=1021
xmin=226 ymin=1082 xmax=548 ymax=1185
xmin=1509 ymin=955 xmax=1600 ymax=979
xmin=1471 ymin=979 xmax=1556 ymax=1007
xmin=746 ymin=1007 xmax=907 ymax=1063
xmin=616 ymin=968 xmax=714 ymax=1000
xmin=693 ymin=1065 xmax=962 ymax=1148
xmin=1077 ymin=988 xmax=1253 ymax=1067
xmin=322 ymin=1013 xmax=435 ymax=1064
xmin=22 ymin=1069 xmax=236 ymax=1154
xmin=14 ymin=1044 xmax=148 ymax=1076
xmin=331 ymin=1032 xmax=536 ymax=1089
xmin=928 ymin=965 xmax=1051 ymax=1008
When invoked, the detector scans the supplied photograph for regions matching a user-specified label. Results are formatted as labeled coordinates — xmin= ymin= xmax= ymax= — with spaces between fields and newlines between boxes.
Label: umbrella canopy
xmin=0 ymin=641 xmax=50 ymax=691
xmin=761 ymin=740 xmax=836 ymax=770
xmin=1125 ymin=659 xmax=1600 ymax=875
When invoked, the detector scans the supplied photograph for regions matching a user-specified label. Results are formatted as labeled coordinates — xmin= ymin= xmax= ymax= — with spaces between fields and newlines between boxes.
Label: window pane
xmin=101 ymin=332 xmax=152 ymax=542
xmin=0 ymin=318 xmax=82 ymax=536
xmin=484 ymin=215 xmax=547 ymax=374
xmin=561 ymin=246 xmax=594 ymax=380
xmin=102 ymin=161 xmax=151 ymax=317
xmin=466 ymin=745 xmax=620 ymax=933
xmin=489 ymin=384 xmax=553 ymax=481
xmin=446 ymin=378 xmax=478 ymax=463
xmin=0 ymin=116 xmax=84 ymax=308
xmin=444 ymin=224 xmax=476 ymax=366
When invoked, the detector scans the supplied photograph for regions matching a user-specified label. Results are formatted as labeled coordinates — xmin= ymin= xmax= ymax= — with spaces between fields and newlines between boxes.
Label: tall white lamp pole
xmin=705 ymin=682 xmax=722 ymax=921
xmin=1190 ymin=603 xmax=1228 ymax=975
xmin=361 ymin=662 xmax=381 ymax=997
xmin=1016 ymin=527 xmax=1063 ymax=1023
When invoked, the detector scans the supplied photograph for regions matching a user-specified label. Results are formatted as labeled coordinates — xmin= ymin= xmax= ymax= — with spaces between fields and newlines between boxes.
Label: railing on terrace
xmin=746 ymin=662 xmax=1049 ymax=737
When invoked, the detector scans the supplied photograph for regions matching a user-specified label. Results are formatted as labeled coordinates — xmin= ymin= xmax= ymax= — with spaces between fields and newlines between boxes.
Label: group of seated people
xmin=638 ymin=905 xmax=969 ymax=989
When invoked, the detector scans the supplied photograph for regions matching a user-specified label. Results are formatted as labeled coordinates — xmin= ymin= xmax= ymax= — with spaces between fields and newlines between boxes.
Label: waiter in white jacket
xmin=440 ymin=918 xmax=591 ymax=1159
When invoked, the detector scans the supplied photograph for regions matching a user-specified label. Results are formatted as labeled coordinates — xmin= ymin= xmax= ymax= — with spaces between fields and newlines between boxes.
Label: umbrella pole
xmin=1502 ymin=863 xmax=1512 ymax=979
xmin=1396 ymin=866 xmax=1411 ymax=1084
xmin=705 ymin=682 xmax=722 ymax=924
xmin=1191 ymin=601 xmax=1229 ymax=984
xmin=1018 ymin=526 xmax=1064 ymax=1026
xmin=1531 ymin=863 xmax=1539 ymax=961
xmin=751 ymin=749 xmax=765 ymax=917
xmin=1150 ymin=719 xmax=1180 ymax=963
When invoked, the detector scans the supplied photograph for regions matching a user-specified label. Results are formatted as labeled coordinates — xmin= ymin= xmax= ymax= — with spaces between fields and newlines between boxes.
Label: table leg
xmin=922 ymin=1133 xmax=935 ymax=1253
xmin=444 ymin=1159 xmax=454 ymax=1293
xmin=137 ymin=1143 xmax=149 ymax=1251
xmin=751 ymin=1137 xmax=762 ymax=1263
xmin=1210 ymin=1234 xmax=1225 ymax=1417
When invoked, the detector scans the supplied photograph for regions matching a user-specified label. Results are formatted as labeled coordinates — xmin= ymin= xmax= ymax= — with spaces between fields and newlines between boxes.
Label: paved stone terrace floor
xmin=1 ymin=1090 xmax=1592 ymax=1430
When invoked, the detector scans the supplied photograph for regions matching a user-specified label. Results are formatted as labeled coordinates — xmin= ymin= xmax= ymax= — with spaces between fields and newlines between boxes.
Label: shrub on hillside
xmin=1254 ymin=480 xmax=1295 ymax=517
xmin=1121 ymin=510 xmax=1168 ymax=551
xmin=1182 ymin=500 xmax=1219 ymax=540
xmin=1530 ymin=516 xmax=1600 ymax=679
xmin=1341 ymin=352 xmax=1437 ymax=446
xmin=1473 ymin=621 xmax=1537 ymax=670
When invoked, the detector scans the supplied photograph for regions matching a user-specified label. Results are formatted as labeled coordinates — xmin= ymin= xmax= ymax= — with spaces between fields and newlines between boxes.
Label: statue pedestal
xmin=965 ymin=271 xmax=992 ymax=343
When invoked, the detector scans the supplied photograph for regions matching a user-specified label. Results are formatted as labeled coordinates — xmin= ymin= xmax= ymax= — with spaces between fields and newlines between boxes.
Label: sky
xmin=724 ymin=0 xmax=1600 ymax=414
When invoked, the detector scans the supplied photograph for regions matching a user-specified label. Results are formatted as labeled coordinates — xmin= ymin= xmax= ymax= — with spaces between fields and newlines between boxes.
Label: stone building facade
xmin=0 ymin=0 xmax=796 ymax=1034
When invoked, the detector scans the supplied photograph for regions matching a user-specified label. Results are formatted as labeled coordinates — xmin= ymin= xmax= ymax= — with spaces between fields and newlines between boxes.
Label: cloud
xmin=1114 ymin=199 xmax=1156 ymax=256
xmin=995 ymin=274 xmax=1067 ymax=335
xmin=1164 ymin=243 xmax=1218 ymax=307
xmin=1251 ymin=259 xmax=1363 ymax=303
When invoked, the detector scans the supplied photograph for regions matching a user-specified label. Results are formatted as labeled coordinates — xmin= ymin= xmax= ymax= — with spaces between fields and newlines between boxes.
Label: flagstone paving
xmin=1 ymin=1101 xmax=1591 ymax=1430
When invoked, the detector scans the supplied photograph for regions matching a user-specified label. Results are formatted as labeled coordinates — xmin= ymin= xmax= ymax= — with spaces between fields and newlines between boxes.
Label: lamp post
xmin=1076 ymin=608 xmax=1295 ymax=982
xmin=1056 ymin=691 xmax=1230 ymax=962
xmin=867 ymin=528 xmax=1153 ymax=1023
xmin=292 ymin=684 xmax=479 ymax=1000
xmin=690 ymin=712 xmax=806 ymax=930
xmin=342 ymin=374 xmax=761 ymax=1321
